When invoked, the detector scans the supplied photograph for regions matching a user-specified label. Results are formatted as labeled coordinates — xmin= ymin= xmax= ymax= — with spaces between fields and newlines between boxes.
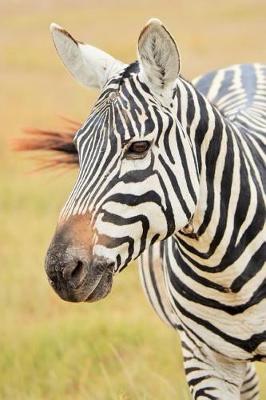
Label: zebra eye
xmin=126 ymin=141 xmax=151 ymax=159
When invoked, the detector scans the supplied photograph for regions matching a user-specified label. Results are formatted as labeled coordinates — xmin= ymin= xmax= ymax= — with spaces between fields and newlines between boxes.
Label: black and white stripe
xmin=50 ymin=20 xmax=265 ymax=399
xmin=139 ymin=63 xmax=265 ymax=399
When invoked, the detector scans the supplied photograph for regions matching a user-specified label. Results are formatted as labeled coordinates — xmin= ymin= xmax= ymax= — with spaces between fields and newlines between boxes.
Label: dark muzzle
xmin=45 ymin=214 xmax=114 ymax=302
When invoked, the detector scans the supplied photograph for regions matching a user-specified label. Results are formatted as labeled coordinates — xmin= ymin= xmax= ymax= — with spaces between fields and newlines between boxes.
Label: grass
xmin=1 ymin=1 xmax=266 ymax=399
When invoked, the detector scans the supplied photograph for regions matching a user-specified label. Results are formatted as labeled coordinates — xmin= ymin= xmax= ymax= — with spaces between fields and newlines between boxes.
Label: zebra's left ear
xmin=138 ymin=19 xmax=180 ymax=96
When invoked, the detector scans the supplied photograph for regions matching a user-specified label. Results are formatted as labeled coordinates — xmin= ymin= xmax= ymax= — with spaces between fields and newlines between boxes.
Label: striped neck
xmin=175 ymin=77 xmax=229 ymax=174
xmin=174 ymin=77 xmax=240 ymax=245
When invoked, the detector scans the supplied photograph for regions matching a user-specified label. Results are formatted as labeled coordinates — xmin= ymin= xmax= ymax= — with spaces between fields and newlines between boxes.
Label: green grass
xmin=1 ymin=1 xmax=266 ymax=399
xmin=1 ymin=313 xmax=186 ymax=400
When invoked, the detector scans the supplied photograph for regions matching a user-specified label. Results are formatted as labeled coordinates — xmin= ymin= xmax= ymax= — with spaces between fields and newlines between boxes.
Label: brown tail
xmin=13 ymin=117 xmax=80 ymax=170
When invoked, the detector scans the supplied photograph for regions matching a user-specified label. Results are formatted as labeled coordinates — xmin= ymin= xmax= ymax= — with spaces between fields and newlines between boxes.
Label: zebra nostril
xmin=62 ymin=259 xmax=88 ymax=288
xmin=71 ymin=260 xmax=84 ymax=280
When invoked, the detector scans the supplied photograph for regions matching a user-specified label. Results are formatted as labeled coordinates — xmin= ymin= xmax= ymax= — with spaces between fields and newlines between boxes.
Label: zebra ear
xmin=50 ymin=23 xmax=125 ymax=89
xmin=138 ymin=19 xmax=180 ymax=95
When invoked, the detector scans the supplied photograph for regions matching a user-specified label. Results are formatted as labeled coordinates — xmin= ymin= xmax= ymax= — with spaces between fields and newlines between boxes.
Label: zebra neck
xmin=175 ymin=77 xmax=230 ymax=174
xmin=175 ymin=78 xmax=248 ymax=254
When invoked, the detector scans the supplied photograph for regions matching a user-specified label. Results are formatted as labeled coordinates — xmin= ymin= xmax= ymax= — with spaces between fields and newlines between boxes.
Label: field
xmin=1 ymin=1 xmax=266 ymax=399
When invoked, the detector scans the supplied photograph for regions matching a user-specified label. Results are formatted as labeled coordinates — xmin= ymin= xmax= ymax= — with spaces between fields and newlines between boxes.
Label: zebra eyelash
xmin=123 ymin=139 xmax=152 ymax=160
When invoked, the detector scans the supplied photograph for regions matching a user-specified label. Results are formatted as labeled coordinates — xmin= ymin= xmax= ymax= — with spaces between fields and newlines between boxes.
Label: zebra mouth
xmin=47 ymin=268 xmax=114 ymax=303
xmin=85 ymin=271 xmax=113 ymax=302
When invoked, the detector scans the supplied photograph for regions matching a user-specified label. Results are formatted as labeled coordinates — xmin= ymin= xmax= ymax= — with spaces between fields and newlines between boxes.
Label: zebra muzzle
xmin=44 ymin=214 xmax=115 ymax=303
xmin=45 ymin=246 xmax=115 ymax=302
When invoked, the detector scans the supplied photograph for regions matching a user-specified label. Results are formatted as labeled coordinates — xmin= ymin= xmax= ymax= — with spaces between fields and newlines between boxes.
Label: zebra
xmin=24 ymin=18 xmax=265 ymax=399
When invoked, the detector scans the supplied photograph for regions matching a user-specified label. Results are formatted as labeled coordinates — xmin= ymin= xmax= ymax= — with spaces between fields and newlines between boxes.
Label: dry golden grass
xmin=1 ymin=1 xmax=266 ymax=399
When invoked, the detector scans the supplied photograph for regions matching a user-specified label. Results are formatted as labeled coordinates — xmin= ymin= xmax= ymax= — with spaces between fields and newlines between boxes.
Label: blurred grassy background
xmin=1 ymin=1 xmax=266 ymax=399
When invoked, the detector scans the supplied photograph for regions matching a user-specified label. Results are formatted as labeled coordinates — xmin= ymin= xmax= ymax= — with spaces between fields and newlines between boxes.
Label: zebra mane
xmin=14 ymin=117 xmax=80 ymax=170
xmin=118 ymin=61 xmax=139 ymax=83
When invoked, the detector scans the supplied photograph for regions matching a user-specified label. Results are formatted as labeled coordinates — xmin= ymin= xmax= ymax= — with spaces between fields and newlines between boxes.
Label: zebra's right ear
xmin=138 ymin=19 xmax=180 ymax=96
xmin=50 ymin=23 xmax=125 ymax=89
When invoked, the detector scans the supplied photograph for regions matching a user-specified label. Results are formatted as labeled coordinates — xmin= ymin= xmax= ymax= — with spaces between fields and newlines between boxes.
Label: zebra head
xmin=45 ymin=19 xmax=200 ymax=302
